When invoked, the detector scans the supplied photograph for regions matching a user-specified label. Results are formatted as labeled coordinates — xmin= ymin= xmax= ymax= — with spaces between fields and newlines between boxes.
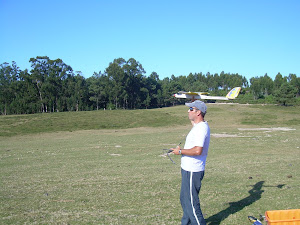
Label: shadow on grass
xmin=206 ymin=181 xmax=286 ymax=224
xmin=206 ymin=181 xmax=271 ymax=225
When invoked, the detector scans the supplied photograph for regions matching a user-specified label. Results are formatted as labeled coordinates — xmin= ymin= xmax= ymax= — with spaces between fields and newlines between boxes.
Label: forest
xmin=1 ymin=56 xmax=299 ymax=115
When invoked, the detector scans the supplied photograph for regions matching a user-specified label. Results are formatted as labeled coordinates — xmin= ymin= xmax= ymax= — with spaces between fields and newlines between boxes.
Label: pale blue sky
xmin=1 ymin=0 xmax=299 ymax=81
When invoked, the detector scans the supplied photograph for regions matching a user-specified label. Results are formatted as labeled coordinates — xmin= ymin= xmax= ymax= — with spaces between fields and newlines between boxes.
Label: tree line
xmin=1 ymin=56 xmax=299 ymax=115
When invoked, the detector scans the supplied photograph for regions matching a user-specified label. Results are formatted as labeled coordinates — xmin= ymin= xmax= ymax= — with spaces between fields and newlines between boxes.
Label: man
xmin=171 ymin=100 xmax=210 ymax=225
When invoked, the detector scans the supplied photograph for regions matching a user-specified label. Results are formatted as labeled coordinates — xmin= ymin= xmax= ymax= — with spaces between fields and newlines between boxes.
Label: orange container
xmin=265 ymin=209 xmax=300 ymax=225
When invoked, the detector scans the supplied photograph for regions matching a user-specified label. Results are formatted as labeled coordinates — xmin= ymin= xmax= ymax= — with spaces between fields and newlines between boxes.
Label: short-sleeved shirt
xmin=181 ymin=121 xmax=210 ymax=172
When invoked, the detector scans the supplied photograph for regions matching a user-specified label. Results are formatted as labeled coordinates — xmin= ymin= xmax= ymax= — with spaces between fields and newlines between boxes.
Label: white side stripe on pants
xmin=190 ymin=172 xmax=200 ymax=225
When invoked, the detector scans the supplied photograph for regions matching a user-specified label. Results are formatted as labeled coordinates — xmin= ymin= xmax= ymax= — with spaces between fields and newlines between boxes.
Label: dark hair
xmin=200 ymin=111 xmax=206 ymax=118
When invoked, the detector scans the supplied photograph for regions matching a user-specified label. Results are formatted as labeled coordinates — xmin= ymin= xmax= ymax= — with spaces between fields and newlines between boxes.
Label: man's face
xmin=188 ymin=107 xmax=198 ymax=120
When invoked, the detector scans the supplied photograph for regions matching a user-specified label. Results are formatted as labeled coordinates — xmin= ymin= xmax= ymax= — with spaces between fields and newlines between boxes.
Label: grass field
xmin=0 ymin=104 xmax=299 ymax=224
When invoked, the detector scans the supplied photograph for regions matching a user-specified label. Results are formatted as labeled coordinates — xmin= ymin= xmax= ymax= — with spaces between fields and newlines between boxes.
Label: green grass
xmin=0 ymin=108 xmax=188 ymax=137
xmin=0 ymin=104 xmax=299 ymax=224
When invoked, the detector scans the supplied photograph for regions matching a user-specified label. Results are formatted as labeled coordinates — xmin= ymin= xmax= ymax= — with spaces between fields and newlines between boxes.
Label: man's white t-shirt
xmin=181 ymin=121 xmax=210 ymax=172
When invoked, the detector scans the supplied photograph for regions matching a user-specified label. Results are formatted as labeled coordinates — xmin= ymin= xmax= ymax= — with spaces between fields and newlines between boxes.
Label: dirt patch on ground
xmin=110 ymin=153 xmax=122 ymax=156
xmin=212 ymin=127 xmax=296 ymax=138
xmin=238 ymin=127 xmax=296 ymax=131
xmin=211 ymin=134 xmax=241 ymax=138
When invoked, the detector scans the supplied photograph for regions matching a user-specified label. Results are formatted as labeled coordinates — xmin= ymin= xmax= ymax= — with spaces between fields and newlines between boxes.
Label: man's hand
xmin=171 ymin=145 xmax=181 ymax=155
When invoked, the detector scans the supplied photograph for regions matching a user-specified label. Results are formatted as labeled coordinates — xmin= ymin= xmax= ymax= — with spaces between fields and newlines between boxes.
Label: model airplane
xmin=173 ymin=87 xmax=241 ymax=101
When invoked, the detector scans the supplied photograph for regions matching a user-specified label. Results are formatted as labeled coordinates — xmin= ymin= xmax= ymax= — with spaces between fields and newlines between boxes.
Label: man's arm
xmin=171 ymin=145 xmax=203 ymax=156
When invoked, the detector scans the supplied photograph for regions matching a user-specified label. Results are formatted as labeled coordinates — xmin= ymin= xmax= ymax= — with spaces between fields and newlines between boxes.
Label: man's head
xmin=185 ymin=100 xmax=207 ymax=119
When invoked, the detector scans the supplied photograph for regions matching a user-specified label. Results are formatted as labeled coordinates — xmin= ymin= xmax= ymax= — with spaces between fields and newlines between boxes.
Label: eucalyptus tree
xmin=274 ymin=73 xmax=287 ymax=89
xmin=15 ymin=69 xmax=39 ymax=114
xmin=207 ymin=73 xmax=219 ymax=92
xmin=105 ymin=58 xmax=127 ymax=109
xmin=159 ymin=77 xmax=172 ymax=107
xmin=145 ymin=72 xmax=161 ymax=108
xmin=0 ymin=62 xmax=20 ymax=114
xmin=260 ymin=74 xmax=274 ymax=96
xmin=250 ymin=74 xmax=274 ymax=100
xmin=87 ymin=72 xmax=108 ymax=110
xmin=122 ymin=58 xmax=146 ymax=109
xmin=249 ymin=77 xmax=261 ymax=99
xmin=29 ymin=56 xmax=73 ymax=112
xmin=29 ymin=56 xmax=50 ymax=112
xmin=219 ymin=71 xmax=231 ymax=90
xmin=47 ymin=58 xmax=73 ymax=112
xmin=160 ymin=75 xmax=182 ymax=106
xmin=72 ymin=73 xmax=89 ymax=111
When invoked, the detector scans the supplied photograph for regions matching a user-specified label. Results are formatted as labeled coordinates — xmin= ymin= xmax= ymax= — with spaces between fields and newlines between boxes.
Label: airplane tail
xmin=226 ymin=87 xmax=241 ymax=100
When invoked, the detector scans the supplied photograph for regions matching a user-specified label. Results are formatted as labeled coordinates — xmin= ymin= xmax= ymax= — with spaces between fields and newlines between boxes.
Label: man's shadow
xmin=206 ymin=181 xmax=265 ymax=225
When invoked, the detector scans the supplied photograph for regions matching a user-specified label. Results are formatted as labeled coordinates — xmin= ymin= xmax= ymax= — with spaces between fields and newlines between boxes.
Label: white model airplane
xmin=173 ymin=87 xmax=241 ymax=101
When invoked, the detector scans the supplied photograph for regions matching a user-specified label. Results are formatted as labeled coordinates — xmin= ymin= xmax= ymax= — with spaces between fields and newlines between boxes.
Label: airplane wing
xmin=174 ymin=87 xmax=241 ymax=101
xmin=178 ymin=91 xmax=209 ymax=95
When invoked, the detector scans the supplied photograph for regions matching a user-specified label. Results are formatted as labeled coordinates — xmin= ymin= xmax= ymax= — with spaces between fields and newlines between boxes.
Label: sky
xmin=1 ymin=0 xmax=299 ymax=82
